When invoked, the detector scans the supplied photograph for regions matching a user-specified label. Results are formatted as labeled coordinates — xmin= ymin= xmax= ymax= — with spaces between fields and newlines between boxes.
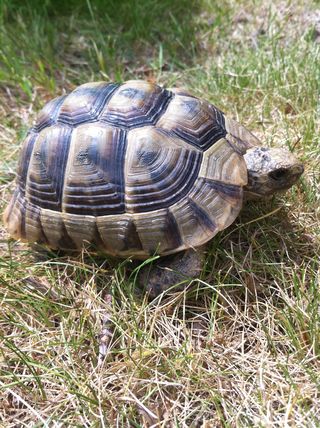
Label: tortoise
xmin=3 ymin=80 xmax=304 ymax=295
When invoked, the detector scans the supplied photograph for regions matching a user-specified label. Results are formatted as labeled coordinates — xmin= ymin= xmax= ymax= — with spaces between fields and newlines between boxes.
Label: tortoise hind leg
xmin=138 ymin=245 xmax=206 ymax=298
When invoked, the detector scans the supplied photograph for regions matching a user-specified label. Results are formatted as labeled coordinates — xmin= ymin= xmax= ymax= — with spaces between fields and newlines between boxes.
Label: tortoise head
xmin=243 ymin=147 xmax=304 ymax=199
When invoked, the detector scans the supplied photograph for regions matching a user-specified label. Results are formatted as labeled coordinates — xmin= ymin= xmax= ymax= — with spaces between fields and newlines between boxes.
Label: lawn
xmin=0 ymin=0 xmax=319 ymax=426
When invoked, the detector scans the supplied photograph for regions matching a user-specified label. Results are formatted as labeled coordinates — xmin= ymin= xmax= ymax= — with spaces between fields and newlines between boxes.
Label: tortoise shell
xmin=4 ymin=80 xmax=259 ymax=258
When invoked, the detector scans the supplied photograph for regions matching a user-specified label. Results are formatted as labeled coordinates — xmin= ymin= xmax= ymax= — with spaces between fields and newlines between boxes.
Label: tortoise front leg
xmin=138 ymin=245 xmax=206 ymax=298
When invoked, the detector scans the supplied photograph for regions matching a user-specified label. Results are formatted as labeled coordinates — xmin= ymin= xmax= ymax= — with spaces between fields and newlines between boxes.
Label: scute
xmin=26 ymin=125 xmax=72 ymax=211
xmin=58 ymin=82 xmax=118 ymax=125
xmin=40 ymin=209 xmax=76 ymax=249
xmin=124 ymin=127 xmax=202 ymax=213
xmin=62 ymin=123 xmax=126 ymax=215
xmin=169 ymin=197 xmax=216 ymax=248
xmin=199 ymin=138 xmax=247 ymax=186
xmin=99 ymin=80 xmax=172 ymax=128
xmin=4 ymin=80 xmax=250 ymax=258
xmin=33 ymin=95 xmax=67 ymax=132
xmin=132 ymin=209 xmax=183 ymax=255
xmin=97 ymin=214 xmax=144 ymax=257
xmin=157 ymin=95 xmax=226 ymax=150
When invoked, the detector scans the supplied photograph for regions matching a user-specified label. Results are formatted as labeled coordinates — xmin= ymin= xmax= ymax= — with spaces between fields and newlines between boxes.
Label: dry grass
xmin=0 ymin=0 xmax=319 ymax=426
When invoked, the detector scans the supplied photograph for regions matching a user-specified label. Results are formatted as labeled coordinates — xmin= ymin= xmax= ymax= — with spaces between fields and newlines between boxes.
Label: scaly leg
xmin=138 ymin=246 xmax=206 ymax=298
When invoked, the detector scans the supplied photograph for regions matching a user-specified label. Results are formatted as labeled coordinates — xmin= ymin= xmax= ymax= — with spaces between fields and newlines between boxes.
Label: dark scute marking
xmin=172 ymin=123 xmax=226 ymax=151
xmin=204 ymin=178 xmax=242 ymax=199
xmin=28 ymin=203 xmax=48 ymax=245
xmin=122 ymin=219 xmax=143 ymax=252
xmin=17 ymin=132 xmax=38 ymax=194
xmin=171 ymin=102 xmax=227 ymax=151
xmin=211 ymin=104 xmax=226 ymax=127
xmin=76 ymin=83 xmax=118 ymax=99
xmin=57 ymin=221 xmax=77 ymax=250
xmin=188 ymin=198 xmax=216 ymax=233
xmin=64 ymin=201 xmax=126 ymax=216
xmin=65 ymin=183 xmax=119 ymax=195
xmin=58 ymin=83 xmax=119 ymax=126
xmin=18 ymin=192 xmax=27 ymax=239
xmin=28 ymin=186 xmax=61 ymax=203
xmin=64 ymin=128 xmax=127 ymax=216
xmin=27 ymin=127 xmax=72 ymax=211
xmin=84 ymin=223 xmax=105 ymax=251
xmin=127 ymin=149 xmax=202 ymax=213
xmin=100 ymin=89 xmax=172 ymax=129
xmin=33 ymin=95 xmax=67 ymax=132
xmin=148 ymin=152 xmax=179 ymax=184
xmin=166 ymin=209 xmax=183 ymax=250
xmin=225 ymin=135 xmax=248 ymax=155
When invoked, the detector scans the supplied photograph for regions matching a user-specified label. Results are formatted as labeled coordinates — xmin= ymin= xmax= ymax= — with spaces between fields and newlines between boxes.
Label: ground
xmin=0 ymin=0 xmax=319 ymax=426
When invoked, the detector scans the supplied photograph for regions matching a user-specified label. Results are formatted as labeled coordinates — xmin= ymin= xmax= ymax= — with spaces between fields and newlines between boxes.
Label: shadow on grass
xmin=205 ymin=198 xmax=318 ymax=294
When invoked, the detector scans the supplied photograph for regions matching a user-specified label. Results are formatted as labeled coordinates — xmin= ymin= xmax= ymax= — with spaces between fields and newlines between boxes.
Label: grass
xmin=0 ymin=0 xmax=319 ymax=426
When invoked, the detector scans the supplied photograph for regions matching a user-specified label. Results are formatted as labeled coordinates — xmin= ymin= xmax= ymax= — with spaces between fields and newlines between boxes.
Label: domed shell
xmin=4 ymin=80 xmax=252 ymax=258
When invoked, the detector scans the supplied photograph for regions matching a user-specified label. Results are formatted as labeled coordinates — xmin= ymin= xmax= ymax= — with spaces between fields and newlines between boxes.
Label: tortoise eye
xmin=268 ymin=168 xmax=288 ymax=180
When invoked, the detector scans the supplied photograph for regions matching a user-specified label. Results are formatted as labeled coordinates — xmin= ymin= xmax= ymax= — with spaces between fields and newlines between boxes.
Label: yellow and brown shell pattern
xmin=4 ymin=80 xmax=254 ymax=258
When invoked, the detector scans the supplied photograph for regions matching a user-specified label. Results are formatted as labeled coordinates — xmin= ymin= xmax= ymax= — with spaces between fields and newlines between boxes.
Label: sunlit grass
xmin=0 ymin=0 xmax=319 ymax=426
